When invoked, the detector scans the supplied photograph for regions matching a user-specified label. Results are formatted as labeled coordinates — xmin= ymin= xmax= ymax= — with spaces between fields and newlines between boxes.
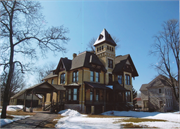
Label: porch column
xmin=30 ymin=90 xmax=34 ymax=112
xmin=103 ymin=89 xmax=106 ymax=112
xmin=50 ymin=91 xmax=53 ymax=112
xmin=56 ymin=91 xmax=59 ymax=112
xmin=43 ymin=94 xmax=46 ymax=111
xmin=23 ymin=91 xmax=27 ymax=112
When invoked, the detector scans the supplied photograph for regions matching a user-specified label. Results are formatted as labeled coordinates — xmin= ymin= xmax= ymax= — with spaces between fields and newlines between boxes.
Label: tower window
xmin=107 ymin=46 xmax=109 ymax=50
xmin=108 ymin=59 xmax=113 ymax=68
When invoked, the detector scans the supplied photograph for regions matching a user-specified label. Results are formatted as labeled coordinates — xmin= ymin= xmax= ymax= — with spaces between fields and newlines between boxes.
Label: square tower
xmin=94 ymin=29 xmax=117 ymax=84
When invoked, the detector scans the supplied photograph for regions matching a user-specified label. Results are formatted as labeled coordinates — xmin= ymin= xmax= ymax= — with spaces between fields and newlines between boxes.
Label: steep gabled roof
xmin=93 ymin=28 xmax=117 ymax=47
xmin=112 ymin=54 xmax=138 ymax=77
xmin=140 ymin=84 xmax=149 ymax=91
xmin=147 ymin=75 xmax=171 ymax=88
xmin=71 ymin=51 xmax=106 ymax=72
xmin=54 ymin=57 xmax=72 ymax=73
xmin=140 ymin=75 xmax=172 ymax=91
xmin=42 ymin=72 xmax=58 ymax=80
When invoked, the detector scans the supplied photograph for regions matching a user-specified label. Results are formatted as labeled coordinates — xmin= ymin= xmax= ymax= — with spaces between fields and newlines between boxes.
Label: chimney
xmin=73 ymin=53 xmax=77 ymax=59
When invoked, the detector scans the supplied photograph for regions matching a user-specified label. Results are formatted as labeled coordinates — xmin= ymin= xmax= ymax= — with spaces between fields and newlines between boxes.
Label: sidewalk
xmin=2 ymin=111 xmax=58 ymax=128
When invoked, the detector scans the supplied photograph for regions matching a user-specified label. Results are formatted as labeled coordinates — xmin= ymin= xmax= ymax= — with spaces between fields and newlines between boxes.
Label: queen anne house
xmin=20 ymin=29 xmax=138 ymax=114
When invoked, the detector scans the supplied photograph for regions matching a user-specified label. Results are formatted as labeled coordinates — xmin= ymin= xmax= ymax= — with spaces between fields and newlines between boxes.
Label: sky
xmin=26 ymin=0 xmax=179 ymax=92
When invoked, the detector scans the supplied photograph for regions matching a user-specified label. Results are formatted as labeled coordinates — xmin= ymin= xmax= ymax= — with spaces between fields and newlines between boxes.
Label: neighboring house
xmin=10 ymin=89 xmax=42 ymax=107
xmin=20 ymin=29 xmax=139 ymax=114
xmin=133 ymin=97 xmax=142 ymax=109
xmin=140 ymin=75 xmax=178 ymax=112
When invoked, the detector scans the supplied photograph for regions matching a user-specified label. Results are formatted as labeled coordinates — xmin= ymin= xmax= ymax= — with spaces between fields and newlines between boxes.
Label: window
xmin=97 ymin=48 xmax=99 ymax=52
xmin=112 ymin=47 xmax=113 ymax=52
xmin=125 ymin=74 xmax=130 ymax=85
xmin=90 ymin=90 xmax=93 ymax=101
xmin=96 ymin=72 xmax=100 ymax=82
xmin=110 ymin=47 xmax=111 ymax=51
xmin=107 ymin=46 xmax=109 ymax=50
xmin=73 ymin=88 xmax=77 ymax=100
xmin=73 ymin=71 xmax=78 ymax=83
xmin=60 ymin=73 xmax=65 ymax=84
xmin=90 ymin=71 xmax=94 ymax=82
xmin=96 ymin=90 xmax=99 ymax=101
xmin=109 ymin=74 xmax=112 ymax=84
xmin=102 ymin=46 xmax=104 ymax=50
xmin=143 ymin=100 xmax=148 ymax=108
xmin=108 ymin=59 xmax=113 ymax=68
xmin=68 ymin=89 xmax=71 ymax=100
xmin=51 ymin=79 xmax=54 ymax=84
xmin=118 ymin=75 xmax=122 ymax=84
xmin=126 ymin=91 xmax=131 ymax=102
xmin=159 ymin=89 xmax=161 ymax=93
xmin=68 ymin=88 xmax=78 ymax=101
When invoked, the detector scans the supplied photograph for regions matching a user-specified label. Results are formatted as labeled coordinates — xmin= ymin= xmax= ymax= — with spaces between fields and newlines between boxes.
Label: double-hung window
xmin=60 ymin=73 xmax=65 ymax=84
xmin=73 ymin=71 xmax=78 ymax=83
xmin=96 ymin=90 xmax=99 ymax=101
xmin=90 ymin=71 xmax=94 ymax=82
xmin=96 ymin=72 xmax=100 ymax=82
xmin=73 ymin=88 xmax=77 ymax=100
xmin=68 ymin=89 xmax=71 ymax=100
xmin=90 ymin=90 xmax=93 ymax=101
xmin=118 ymin=75 xmax=122 ymax=84
xmin=108 ymin=59 xmax=113 ymax=68
xmin=125 ymin=74 xmax=130 ymax=85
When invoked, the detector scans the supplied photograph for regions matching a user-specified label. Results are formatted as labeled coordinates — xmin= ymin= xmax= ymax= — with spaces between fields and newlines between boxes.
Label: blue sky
xmin=31 ymin=0 xmax=179 ymax=92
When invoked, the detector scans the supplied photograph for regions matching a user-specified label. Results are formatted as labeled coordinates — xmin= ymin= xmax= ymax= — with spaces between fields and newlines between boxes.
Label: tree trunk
xmin=1 ymin=1 xmax=15 ymax=118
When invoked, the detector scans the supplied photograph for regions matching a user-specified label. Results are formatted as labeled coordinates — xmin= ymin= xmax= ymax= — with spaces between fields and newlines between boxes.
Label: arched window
xmin=60 ymin=73 xmax=65 ymax=84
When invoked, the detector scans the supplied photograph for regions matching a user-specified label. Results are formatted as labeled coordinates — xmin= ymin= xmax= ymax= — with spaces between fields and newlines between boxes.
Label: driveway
xmin=2 ymin=111 xmax=58 ymax=128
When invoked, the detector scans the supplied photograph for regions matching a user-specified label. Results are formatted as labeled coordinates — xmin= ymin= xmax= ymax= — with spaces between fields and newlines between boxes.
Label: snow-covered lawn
xmin=55 ymin=109 xmax=180 ymax=129
xmin=0 ymin=105 xmax=31 ymax=127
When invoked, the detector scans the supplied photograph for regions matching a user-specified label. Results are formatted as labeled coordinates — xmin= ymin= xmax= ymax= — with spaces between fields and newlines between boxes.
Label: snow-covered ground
xmin=0 ymin=105 xmax=31 ymax=127
xmin=55 ymin=109 xmax=180 ymax=129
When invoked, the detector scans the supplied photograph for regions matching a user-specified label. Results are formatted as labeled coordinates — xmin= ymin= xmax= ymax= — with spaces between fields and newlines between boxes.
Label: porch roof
xmin=112 ymin=81 xmax=130 ymax=91
xmin=84 ymin=81 xmax=110 ymax=90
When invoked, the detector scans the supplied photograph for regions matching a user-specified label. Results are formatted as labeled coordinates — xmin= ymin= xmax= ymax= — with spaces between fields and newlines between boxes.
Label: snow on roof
xmin=106 ymin=85 xmax=113 ymax=89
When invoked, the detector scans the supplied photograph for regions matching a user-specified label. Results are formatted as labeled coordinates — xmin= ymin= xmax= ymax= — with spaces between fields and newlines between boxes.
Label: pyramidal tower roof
xmin=93 ymin=28 xmax=117 ymax=47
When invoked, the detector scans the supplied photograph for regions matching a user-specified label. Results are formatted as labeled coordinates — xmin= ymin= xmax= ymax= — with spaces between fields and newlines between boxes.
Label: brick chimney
xmin=73 ymin=53 xmax=77 ymax=59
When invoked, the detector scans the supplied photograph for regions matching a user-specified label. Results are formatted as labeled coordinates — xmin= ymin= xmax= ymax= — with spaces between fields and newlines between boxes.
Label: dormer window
xmin=98 ymin=34 xmax=103 ymax=40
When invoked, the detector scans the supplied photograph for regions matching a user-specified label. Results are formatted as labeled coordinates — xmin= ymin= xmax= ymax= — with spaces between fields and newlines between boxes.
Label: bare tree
xmin=87 ymin=36 xmax=120 ymax=52
xmin=36 ymin=63 xmax=56 ymax=83
xmin=150 ymin=19 xmax=179 ymax=106
xmin=1 ymin=69 xmax=26 ymax=103
xmin=0 ymin=0 xmax=69 ymax=118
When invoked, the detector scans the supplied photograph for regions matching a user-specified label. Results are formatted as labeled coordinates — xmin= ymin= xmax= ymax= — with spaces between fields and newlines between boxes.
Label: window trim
xmin=67 ymin=88 xmax=79 ymax=102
